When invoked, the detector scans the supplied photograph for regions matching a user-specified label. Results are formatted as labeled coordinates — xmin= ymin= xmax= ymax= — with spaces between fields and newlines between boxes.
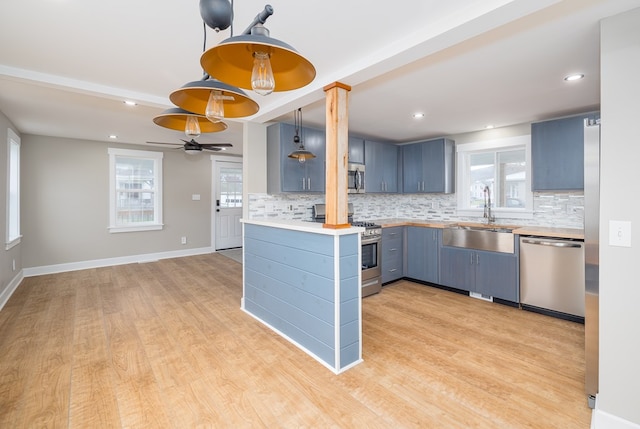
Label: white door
xmin=214 ymin=160 xmax=243 ymax=250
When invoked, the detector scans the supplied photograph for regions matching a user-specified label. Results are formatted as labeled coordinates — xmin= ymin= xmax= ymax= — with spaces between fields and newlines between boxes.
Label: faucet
xmin=483 ymin=185 xmax=495 ymax=224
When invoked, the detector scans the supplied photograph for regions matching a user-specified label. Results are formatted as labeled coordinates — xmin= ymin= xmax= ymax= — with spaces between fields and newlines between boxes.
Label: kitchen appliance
xmin=584 ymin=118 xmax=600 ymax=409
xmin=347 ymin=163 xmax=365 ymax=194
xmin=312 ymin=203 xmax=382 ymax=297
xmin=520 ymin=236 xmax=585 ymax=321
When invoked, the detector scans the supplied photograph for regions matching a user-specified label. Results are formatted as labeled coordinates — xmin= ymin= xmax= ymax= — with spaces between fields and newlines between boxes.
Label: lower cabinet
xmin=382 ymin=227 xmax=404 ymax=284
xmin=405 ymin=227 xmax=440 ymax=284
xmin=440 ymin=246 xmax=518 ymax=302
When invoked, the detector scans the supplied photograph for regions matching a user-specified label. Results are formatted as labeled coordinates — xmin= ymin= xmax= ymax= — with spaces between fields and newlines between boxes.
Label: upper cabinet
xmin=365 ymin=140 xmax=399 ymax=193
xmin=348 ymin=136 xmax=365 ymax=165
xmin=531 ymin=112 xmax=599 ymax=191
xmin=402 ymin=138 xmax=455 ymax=193
xmin=267 ymin=123 xmax=326 ymax=193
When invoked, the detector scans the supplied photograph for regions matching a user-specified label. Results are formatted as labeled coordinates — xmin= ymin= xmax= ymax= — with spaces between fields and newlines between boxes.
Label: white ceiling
xmin=1 ymin=0 xmax=639 ymax=156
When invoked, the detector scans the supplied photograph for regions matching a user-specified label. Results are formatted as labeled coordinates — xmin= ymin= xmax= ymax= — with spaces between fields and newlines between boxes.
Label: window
xmin=219 ymin=164 xmax=243 ymax=208
xmin=108 ymin=148 xmax=163 ymax=233
xmin=5 ymin=129 xmax=20 ymax=249
xmin=456 ymin=135 xmax=532 ymax=219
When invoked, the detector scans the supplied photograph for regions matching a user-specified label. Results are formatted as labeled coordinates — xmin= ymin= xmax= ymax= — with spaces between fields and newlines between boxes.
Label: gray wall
xmin=21 ymin=135 xmax=215 ymax=268
xmin=0 ymin=110 xmax=22 ymax=302
xmin=597 ymin=7 xmax=640 ymax=426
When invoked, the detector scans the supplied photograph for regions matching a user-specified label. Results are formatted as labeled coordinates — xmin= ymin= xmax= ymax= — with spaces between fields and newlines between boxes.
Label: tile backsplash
xmin=248 ymin=191 xmax=584 ymax=229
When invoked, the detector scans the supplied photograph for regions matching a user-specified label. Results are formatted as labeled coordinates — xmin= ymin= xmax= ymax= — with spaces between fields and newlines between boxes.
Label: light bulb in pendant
xmin=205 ymin=91 xmax=225 ymax=123
xmin=298 ymin=156 xmax=306 ymax=164
xmin=251 ymin=52 xmax=275 ymax=96
xmin=185 ymin=115 xmax=201 ymax=138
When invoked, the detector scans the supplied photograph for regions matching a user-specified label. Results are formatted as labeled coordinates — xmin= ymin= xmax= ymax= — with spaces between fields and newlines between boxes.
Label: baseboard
xmin=22 ymin=246 xmax=214 ymax=277
xmin=593 ymin=408 xmax=640 ymax=429
xmin=0 ymin=270 xmax=24 ymax=311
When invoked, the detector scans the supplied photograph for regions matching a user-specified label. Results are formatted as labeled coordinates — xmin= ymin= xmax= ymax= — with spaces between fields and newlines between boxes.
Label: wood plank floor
xmin=0 ymin=253 xmax=591 ymax=428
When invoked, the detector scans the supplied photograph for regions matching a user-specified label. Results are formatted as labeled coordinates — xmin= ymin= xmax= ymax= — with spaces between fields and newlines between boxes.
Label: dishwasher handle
xmin=521 ymin=238 xmax=583 ymax=248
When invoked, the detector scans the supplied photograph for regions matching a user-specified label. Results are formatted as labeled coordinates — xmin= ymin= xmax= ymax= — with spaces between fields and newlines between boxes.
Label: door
xmin=215 ymin=160 xmax=243 ymax=250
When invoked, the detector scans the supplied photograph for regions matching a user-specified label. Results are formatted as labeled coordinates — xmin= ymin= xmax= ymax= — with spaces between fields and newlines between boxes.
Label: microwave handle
xmin=355 ymin=168 xmax=362 ymax=191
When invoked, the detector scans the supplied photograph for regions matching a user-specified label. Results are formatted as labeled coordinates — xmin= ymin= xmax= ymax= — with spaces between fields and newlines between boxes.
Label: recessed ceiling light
xmin=485 ymin=124 xmax=495 ymax=129
xmin=109 ymin=135 xmax=118 ymax=139
xmin=564 ymin=73 xmax=584 ymax=82
xmin=123 ymin=100 xmax=137 ymax=106
xmin=412 ymin=112 xmax=425 ymax=119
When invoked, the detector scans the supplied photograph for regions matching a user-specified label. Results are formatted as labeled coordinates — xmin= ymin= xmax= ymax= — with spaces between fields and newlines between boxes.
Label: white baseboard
xmin=593 ymin=408 xmax=640 ymax=429
xmin=22 ymin=246 xmax=214 ymax=277
xmin=0 ymin=270 xmax=24 ymax=311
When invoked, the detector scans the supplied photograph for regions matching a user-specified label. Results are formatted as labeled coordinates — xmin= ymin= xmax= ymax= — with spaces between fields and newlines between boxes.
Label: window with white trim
xmin=108 ymin=148 xmax=163 ymax=233
xmin=456 ymin=135 xmax=533 ymax=219
xmin=6 ymin=129 xmax=21 ymax=249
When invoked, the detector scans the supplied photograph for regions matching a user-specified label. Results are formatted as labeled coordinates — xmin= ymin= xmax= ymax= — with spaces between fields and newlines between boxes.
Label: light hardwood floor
xmin=0 ymin=253 xmax=591 ymax=428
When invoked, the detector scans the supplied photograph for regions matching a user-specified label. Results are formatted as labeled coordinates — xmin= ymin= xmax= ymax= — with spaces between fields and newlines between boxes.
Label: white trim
xmin=0 ymin=269 xmax=23 ymax=312
xmin=6 ymin=128 xmax=20 ymax=245
xmin=592 ymin=409 xmax=640 ymax=429
xmin=22 ymin=246 xmax=213 ymax=277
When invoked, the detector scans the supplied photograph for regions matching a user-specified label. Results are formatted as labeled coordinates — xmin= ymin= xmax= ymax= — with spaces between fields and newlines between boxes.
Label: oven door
xmin=361 ymin=236 xmax=381 ymax=280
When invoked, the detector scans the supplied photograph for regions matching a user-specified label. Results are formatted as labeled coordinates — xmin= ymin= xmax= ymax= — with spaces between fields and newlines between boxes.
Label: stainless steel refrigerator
xmin=584 ymin=118 xmax=600 ymax=409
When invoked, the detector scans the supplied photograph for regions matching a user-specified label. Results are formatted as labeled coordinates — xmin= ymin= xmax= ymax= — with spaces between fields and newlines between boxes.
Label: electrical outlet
xmin=181 ymin=236 xmax=187 ymax=245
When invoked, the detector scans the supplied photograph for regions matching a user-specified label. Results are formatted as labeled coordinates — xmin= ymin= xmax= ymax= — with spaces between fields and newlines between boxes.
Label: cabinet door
xmin=381 ymin=143 xmax=399 ymax=192
xmin=348 ymin=136 xmax=365 ymax=164
xmin=423 ymin=228 xmax=440 ymax=284
xmin=422 ymin=139 xmax=446 ymax=192
xmin=280 ymin=123 xmax=308 ymax=192
xmin=440 ymin=247 xmax=474 ymax=291
xmin=382 ymin=227 xmax=403 ymax=283
xmin=303 ymin=127 xmax=326 ymax=192
xmin=475 ymin=250 xmax=518 ymax=302
xmin=402 ymin=144 xmax=423 ymax=193
xmin=405 ymin=227 xmax=426 ymax=280
xmin=531 ymin=114 xmax=598 ymax=191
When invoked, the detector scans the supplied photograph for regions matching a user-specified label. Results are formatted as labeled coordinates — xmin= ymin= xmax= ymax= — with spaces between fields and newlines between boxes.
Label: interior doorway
xmin=213 ymin=159 xmax=243 ymax=250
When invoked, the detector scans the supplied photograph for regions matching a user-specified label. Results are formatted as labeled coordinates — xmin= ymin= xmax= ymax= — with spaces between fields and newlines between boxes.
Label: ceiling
xmin=1 ymin=0 xmax=639 ymax=156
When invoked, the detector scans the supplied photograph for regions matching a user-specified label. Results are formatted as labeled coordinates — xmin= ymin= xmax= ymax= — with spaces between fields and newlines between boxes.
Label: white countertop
xmin=241 ymin=218 xmax=364 ymax=236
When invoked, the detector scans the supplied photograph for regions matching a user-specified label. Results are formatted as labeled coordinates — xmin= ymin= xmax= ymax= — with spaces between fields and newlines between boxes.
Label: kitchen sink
xmin=442 ymin=225 xmax=515 ymax=253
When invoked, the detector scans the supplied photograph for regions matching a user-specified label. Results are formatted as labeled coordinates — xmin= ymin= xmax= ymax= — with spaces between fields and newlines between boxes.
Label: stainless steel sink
xmin=442 ymin=225 xmax=515 ymax=253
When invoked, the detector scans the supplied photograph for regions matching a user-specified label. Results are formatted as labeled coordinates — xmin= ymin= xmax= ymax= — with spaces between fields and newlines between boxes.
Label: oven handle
xmin=361 ymin=236 xmax=381 ymax=245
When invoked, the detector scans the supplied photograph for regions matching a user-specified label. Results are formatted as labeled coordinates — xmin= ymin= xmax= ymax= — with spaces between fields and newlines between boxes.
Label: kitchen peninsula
xmin=241 ymin=219 xmax=363 ymax=374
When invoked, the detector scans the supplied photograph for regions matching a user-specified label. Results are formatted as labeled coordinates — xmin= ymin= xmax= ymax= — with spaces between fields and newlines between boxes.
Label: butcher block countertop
xmin=374 ymin=218 xmax=584 ymax=240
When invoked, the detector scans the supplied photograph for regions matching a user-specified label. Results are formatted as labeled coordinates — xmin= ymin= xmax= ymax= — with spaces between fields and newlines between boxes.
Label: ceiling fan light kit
xmin=153 ymin=0 xmax=316 ymax=140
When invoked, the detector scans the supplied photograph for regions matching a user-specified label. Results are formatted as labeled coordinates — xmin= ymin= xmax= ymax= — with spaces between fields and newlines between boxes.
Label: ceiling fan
xmin=146 ymin=139 xmax=232 ymax=155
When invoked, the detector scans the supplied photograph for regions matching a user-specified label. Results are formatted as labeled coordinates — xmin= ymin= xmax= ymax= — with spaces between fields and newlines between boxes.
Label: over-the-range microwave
xmin=348 ymin=163 xmax=365 ymax=194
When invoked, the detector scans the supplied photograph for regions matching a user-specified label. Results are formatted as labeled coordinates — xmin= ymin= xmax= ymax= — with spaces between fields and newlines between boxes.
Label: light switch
xmin=192 ymin=194 xmax=201 ymax=201
xmin=609 ymin=220 xmax=631 ymax=247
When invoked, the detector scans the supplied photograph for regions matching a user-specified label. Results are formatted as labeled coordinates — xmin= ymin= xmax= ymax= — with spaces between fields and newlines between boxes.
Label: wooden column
xmin=323 ymin=82 xmax=352 ymax=229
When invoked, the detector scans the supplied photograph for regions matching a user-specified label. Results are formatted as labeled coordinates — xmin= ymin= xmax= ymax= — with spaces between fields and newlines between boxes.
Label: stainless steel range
xmin=312 ymin=204 xmax=382 ymax=297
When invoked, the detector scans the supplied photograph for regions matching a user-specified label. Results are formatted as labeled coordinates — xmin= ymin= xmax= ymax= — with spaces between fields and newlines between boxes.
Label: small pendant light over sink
xmin=288 ymin=108 xmax=316 ymax=164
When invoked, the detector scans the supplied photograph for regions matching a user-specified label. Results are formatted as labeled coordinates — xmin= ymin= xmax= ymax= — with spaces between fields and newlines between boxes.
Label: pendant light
xmin=200 ymin=5 xmax=316 ymax=95
xmin=287 ymin=108 xmax=316 ymax=164
xmin=169 ymin=74 xmax=259 ymax=122
xmin=153 ymin=107 xmax=227 ymax=136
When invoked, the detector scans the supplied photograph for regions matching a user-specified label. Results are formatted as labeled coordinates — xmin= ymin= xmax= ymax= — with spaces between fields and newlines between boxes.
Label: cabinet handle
xmin=389 ymin=268 xmax=397 ymax=273
xmin=470 ymin=254 xmax=474 ymax=265
xmin=476 ymin=254 xmax=480 ymax=265
xmin=389 ymin=248 xmax=397 ymax=252
xmin=301 ymin=177 xmax=306 ymax=190
xmin=307 ymin=178 xmax=311 ymax=189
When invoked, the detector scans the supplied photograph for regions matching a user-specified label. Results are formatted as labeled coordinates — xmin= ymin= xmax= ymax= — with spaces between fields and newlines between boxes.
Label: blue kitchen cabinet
xmin=402 ymin=138 xmax=455 ymax=193
xmin=365 ymin=140 xmax=399 ymax=193
xmin=531 ymin=112 xmax=599 ymax=191
xmin=382 ymin=226 xmax=404 ymax=284
xmin=405 ymin=226 xmax=440 ymax=284
xmin=267 ymin=123 xmax=326 ymax=193
xmin=440 ymin=246 xmax=518 ymax=302
xmin=348 ymin=136 xmax=365 ymax=164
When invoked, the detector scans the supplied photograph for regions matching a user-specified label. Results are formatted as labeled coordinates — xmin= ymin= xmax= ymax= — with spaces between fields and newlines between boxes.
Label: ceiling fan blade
xmin=200 ymin=143 xmax=232 ymax=148
xmin=202 ymin=147 xmax=223 ymax=152
xmin=146 ymin=141 xmax=182 ymax=146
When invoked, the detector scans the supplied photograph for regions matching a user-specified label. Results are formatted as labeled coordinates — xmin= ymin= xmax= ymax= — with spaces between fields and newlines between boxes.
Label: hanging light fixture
xmin=153 ymin=107 xmax=227 ymax=137
xmin=200 ymin=4 xmax=316 ymax=95
xmin=170 ymin=74 xmax=259 ymax=122
xmin=287 ymin=108 xmax=316 ymax=164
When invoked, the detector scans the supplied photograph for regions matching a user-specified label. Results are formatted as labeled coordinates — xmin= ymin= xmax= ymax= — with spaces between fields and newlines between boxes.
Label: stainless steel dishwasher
xmin=519 ymin=236 xmax=585 ymax=321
